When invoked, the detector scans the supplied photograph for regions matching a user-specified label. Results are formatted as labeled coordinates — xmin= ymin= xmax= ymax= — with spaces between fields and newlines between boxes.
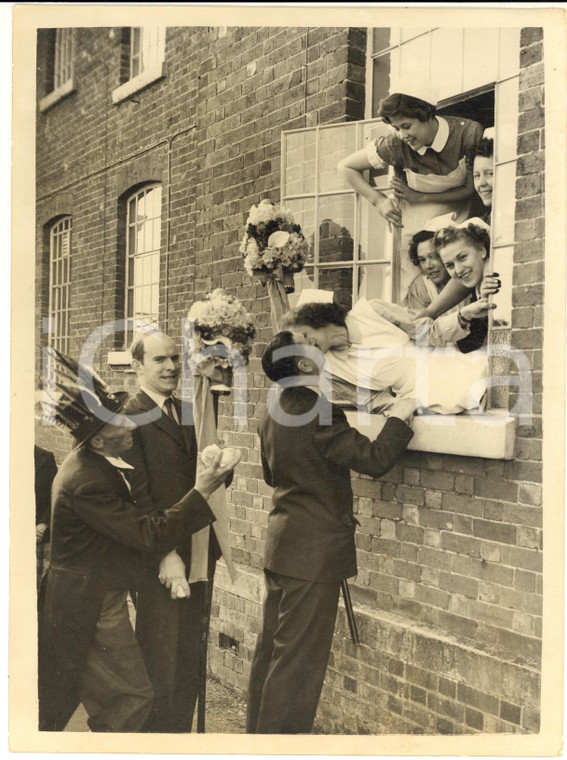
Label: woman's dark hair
xmin=466 ymin=138 xmax=494 ymax=171
xmin=433 ymin=223 xmax=491 ymax=255
xmin=408 ymin=230 xmax=436 ymax=268
xmin=282 ymin=302 xmax=348 ymax=331
xmin=378 ymin=93 xmax=436 ymax=124
xmin=262 ymin=331 xmax=307 ymax=383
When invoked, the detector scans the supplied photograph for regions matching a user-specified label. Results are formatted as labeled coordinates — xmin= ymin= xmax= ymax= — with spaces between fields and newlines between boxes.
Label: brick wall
xmin=35 ymin=26 xmax=543 ymax=734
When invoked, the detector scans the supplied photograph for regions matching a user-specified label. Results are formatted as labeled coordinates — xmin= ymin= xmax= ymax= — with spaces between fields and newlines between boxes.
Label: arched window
xmin=125 ymin=184 xmax=162 ymax=344
xmin=48 ymin=216 xmax=72 ymax=352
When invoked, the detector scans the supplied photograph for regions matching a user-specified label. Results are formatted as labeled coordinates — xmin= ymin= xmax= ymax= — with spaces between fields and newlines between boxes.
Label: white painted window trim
xmin=112 ymin=61 xmax=166 ymax=104
xmin=345 ymin=410 xmax=516 ymax=460
xmin=39 ymin=78 xmax=75 ymax=113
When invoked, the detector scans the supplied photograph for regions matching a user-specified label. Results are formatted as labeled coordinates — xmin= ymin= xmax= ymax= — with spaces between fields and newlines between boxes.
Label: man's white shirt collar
xmin=415 ymin=116 xmax=449 ymax=156
xmin=141 ymin=384 xmax=175 ymax=410
xmin=104 ymin=456 xmax=134 ymax=470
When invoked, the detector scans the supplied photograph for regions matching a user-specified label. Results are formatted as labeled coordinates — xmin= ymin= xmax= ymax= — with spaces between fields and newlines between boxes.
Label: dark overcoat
xmin=260 ymin=387 xmax=414 ymax=582
xmin=38 ymin=445 xmax=214 ymax=731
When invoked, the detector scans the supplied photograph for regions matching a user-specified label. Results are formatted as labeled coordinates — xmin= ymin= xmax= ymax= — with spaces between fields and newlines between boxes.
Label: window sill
xmin=112 ymin=64 xmax=166 ymax=104
xmin=39 ymin=79 xmax=75 ymax=113
xmin=345 ymin=409 xmax=516 ymax=460
xmin=107 ymin=350 xmax=133 ymax=369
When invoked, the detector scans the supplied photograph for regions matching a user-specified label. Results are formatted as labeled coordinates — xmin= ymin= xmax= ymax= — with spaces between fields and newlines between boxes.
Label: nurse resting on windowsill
xmin=337 ymin=75 xmax=483 ymax=308
xmin=283 ymin=221 xmax=500 ymax=414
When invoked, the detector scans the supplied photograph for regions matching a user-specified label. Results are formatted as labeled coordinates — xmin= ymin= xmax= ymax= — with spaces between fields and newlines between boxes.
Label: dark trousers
xmin=246 ymin=570 xmax=341 ymax=734
xmin=78 ymin=590 xmax=154 ymax=732
xmin=135 ymin=574 xmax=208 ymax=733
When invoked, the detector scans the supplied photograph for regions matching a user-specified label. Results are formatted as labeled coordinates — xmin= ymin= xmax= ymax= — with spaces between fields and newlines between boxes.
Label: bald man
xmin=123 ymin=330 xmax=223 ymax=732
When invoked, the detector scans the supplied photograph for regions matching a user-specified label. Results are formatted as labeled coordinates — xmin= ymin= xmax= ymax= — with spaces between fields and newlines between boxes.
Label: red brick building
xmin=35 ymin=25 xmax=545 ymax=733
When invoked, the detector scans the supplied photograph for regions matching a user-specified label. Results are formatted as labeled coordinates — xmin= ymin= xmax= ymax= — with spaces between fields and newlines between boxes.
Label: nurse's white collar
xmin=415 ymin=116 xmax=449 ymax=156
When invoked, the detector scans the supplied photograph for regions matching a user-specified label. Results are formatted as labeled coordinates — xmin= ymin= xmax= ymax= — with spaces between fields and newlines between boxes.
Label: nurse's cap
xmin=389 ymin=75 xmax=439 ymax=107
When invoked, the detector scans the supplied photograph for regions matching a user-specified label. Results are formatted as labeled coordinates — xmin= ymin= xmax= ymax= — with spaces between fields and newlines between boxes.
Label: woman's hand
xmin=479 ymin=273 xmax=501 ymax=300
xmin=460 ymin=299 xmax=497 ymax=321
xmin=389 ymin=177 xmax=423 ymax=204
xmin=387 ymin=397 xmax=418 ymax=423
xmin=373 ymin=194 xmax=403 ymax=230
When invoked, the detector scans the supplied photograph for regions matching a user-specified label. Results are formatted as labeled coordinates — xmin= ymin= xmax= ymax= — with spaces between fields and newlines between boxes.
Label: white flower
xmin=268 ymin=230 xmax=290 ymax=248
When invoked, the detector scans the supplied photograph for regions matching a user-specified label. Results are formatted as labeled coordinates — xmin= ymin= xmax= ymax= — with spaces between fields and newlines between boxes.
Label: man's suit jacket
xmin=123 ymin=390 xmax=222 ymax=569
xmin=260 ymin=387 xmax=413 ymax=584
xmin=34 ymin=445 xmax=58 ymax=530
xmin=38 ymin=445 xmax=215 ymax=731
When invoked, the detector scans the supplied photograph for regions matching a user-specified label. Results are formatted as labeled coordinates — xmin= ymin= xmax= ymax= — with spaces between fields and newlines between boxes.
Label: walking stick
xmin=341 ymin=579 xmax=360 ymax=645
xmin=196 ymin=542 xmax=216 ymax=732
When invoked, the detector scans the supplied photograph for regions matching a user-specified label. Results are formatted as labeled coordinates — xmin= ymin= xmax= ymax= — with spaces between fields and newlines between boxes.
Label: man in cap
xmin=246 ymin=333 xmax=415 ymax=734
xmin=38 ymin=349 xmax=238 ymax=732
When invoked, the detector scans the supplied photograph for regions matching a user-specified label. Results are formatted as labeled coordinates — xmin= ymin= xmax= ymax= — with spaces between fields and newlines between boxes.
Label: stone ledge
xmin=112 ymin=63 xmax=166 ymax=104
xmin=39 ymin=78 xmax=75 ymax=113
xmin=346 ymin=410 xmax=517 ymax=460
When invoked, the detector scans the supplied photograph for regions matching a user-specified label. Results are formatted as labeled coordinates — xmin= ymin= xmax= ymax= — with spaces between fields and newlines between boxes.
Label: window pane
xmin=430 ymin=28 xmax=463 ymax=100
xmin=463 ymin=28 xmax=499 ymax=90
xmin=283 ymin=131 xmax=316 ymax=196
xmin=372 ymin=28 xmax=397 ymax=54
xmin=285 ymin=198 xmax=315 ymax=265
xmin=359 ymin=202 xmax=392 ymax=262
xmin=358 ymin=264 xmax=392 ymax=302
xmin=492 ymin=161 xmax=517 ymax=247
xmin=136 ymin=224 xmax=146 ymax=254
xmin=318 ymin=124 xmax=357 ymax=193
xmin=137 ymin=193 xmax=146 ymax=222
xmin=142 ymin=254 xmax=152 ymax=285
xmin=490 ymin=246 xmax=513 ymax=329
xmin=317 ymin=195 xmax=355 ymax=264
xmin=399 ymin=35 xmax=430 ymax=80
xmin=288 ymin=267 xmax=316 ymax=309
xmin=498 ymin=28 xmax=521 ymax=80
xmin=495 ymin=76 xmax=519 ymax=164
xmin=371 ymin=53 xmax=392 ymax=116
xmin=318 ymin=268 xmax=353 ymax=310
xmin=401 ymin=28 xmax=429 ymax=42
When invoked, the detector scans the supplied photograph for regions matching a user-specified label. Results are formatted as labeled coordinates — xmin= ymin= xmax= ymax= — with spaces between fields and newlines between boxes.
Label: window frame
xmin=112 ymin=26 xmax=166 ymax=105
xmin=38 ymin=28 xmax=76 ymax=113
xmin=47 ymin=216 xmax=72 ymax=353
xmin=124 ymin=183 xmax=163 ymax=348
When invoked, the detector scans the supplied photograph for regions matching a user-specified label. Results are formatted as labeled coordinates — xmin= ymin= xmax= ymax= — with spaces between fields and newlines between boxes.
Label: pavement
xmin=65 ymin=676 xmax=248 ymax=733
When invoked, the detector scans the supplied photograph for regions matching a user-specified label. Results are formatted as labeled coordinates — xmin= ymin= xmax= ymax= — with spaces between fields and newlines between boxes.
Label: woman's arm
xmin=338 ymin=149 xmax=403 ymax=229
xmin=418 ymin=278 xmax=473 ymax=319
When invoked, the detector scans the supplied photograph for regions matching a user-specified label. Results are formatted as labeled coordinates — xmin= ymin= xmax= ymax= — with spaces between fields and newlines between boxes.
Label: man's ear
xmin=297 ymin=357 xmax=315 ymax=375
xmin=131 ymin=358 xmax=141 ymax=375
xmin=89 ymin=434 xmax=104 ymax=451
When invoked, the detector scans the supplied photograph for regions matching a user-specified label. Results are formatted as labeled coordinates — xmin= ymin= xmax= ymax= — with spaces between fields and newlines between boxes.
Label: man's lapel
xmin=136 ymin=390 xmax=187 ymax=449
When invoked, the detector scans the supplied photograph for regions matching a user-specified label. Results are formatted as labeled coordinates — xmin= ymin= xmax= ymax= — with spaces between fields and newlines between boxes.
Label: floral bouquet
xmin=186 ymin=288 xmax=255 ymax=394
xmin=240 ymin=199 xmax=309 ymax=293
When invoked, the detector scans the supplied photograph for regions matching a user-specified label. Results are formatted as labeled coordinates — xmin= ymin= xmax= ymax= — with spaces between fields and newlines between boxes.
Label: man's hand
xmin=195 ymin=448 xmax=242 ymax=502
xmin=36 ymin=523 xmax=48 ymax=542
xmin=387 ymin=398 xmax=418 ymax=423
xmin=159 ymin=550 xmax=191 ymax=600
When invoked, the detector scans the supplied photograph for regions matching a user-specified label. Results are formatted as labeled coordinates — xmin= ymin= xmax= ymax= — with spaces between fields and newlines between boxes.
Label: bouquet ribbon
xmin=266 ymin=264 xmax=291 ymax=332
xmin=188 ymin=371 xmax=237 ymax=584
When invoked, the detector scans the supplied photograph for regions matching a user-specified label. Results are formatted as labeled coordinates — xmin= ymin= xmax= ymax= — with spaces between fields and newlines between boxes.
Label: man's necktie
xmin=163 ymin=397 xmax=179 ymax=425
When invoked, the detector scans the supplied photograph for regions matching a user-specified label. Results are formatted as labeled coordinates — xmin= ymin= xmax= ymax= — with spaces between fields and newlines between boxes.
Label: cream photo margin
xmin=10 ymin=3 xmax=566 ymax=756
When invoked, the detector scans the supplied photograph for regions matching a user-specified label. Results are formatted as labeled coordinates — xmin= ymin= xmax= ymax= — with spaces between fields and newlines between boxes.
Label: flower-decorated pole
xmin=183 ymin=289 xmax=255 ymax=583
xmin=240 ymin=199 xmax=309 ymax=332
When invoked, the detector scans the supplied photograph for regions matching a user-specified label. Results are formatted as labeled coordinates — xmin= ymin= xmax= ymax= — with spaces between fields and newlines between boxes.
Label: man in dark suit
xmin=38 ymin=350 xmax=235 ymax=732
xmin=34 ymin=444 xmax=58 ymax=590
xmin=123 ymin=330 xmax=225 ymax=732
xmin=246 ymin=331 xmax=416 ymax=734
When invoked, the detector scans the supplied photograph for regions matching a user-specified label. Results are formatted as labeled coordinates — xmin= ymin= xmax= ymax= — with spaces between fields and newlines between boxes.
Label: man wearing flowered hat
xmin=37 ymin=349 xmax=237 ymax=732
